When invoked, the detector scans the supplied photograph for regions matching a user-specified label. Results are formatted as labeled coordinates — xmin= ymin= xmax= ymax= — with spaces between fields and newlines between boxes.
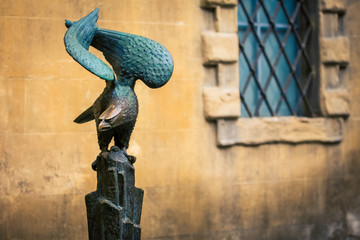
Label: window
xmin=238 ymin=0 xmax=315 ymax=117
xmin=201 ymin=0 xmax=346 ymax=146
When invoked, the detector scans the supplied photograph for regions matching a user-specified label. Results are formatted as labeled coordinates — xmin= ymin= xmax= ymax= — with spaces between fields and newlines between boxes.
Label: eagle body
xmin=93 ymin=82 xmax=138 ymax=152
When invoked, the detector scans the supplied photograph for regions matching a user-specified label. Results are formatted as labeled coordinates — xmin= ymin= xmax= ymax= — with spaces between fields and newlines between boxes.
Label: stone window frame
xmin=201 ymin=0 xmax=349 ymax=146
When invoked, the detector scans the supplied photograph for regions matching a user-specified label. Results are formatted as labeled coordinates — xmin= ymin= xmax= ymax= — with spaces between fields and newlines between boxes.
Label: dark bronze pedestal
xmin=85 ymin=146 xmax=144 ymax=240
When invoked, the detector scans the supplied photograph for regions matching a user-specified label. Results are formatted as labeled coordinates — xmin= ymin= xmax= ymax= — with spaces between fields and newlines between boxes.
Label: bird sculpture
xmin=64 ymin=9 xmax=174 ymax=165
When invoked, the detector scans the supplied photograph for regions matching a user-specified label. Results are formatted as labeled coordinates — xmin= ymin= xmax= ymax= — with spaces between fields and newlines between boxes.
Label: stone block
xmin=217 ymin=117 xmax=343 ymax=146
xmin=320 ymin=36 xmax=350 ymax=64
xmin=201 ymin=0 xmax=237 ymax=7
xmin=320 ymin=12 xmax=339 ymax=37
xmin=203 ymin=87 xmax=240 ymax=119
xmin=321 ymin=64 xmax=340 ymax=89
xmin=218 ymin=63 xmax=239 ymax=87
xmin=217 ymin=6 xmax=238 ymax=33
xmin=321 ymin=0 xmax=347 ymax=12
xmin=322 ymin=88 xmax=350 ymax=116
xmin=202 ymin=32 xmax=239 ymax=64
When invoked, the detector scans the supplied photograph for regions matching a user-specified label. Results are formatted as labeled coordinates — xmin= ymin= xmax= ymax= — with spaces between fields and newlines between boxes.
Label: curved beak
xmin=98 ymin=120 xmax=112 ymax=132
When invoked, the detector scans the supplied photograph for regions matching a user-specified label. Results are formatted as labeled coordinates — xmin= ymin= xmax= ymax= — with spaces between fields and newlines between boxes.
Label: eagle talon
xmin=127 ymin=155 xmax=136 ymax=164
xmin=121 ymin=147 xmax=136 ymax=164
xmin=91 ymin=160 xmax=97 ymax=171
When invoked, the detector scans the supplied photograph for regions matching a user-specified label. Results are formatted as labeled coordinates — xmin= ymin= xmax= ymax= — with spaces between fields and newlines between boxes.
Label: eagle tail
xmin=74 ymin=106 xmax=95 ymax=124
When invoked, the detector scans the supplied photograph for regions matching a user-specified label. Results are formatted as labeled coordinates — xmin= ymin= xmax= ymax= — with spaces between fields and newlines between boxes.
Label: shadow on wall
xmin=310 ymin=150 xmax=360 ymax=240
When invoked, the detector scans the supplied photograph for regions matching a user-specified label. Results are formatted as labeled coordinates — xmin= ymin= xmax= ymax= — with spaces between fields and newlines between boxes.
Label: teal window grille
xmin=238 ymin=0 xmax=315 ymax=117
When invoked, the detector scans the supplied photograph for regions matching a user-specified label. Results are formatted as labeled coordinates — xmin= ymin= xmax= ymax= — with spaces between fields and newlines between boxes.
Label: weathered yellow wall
xmin=0 ymin=0 xmax=360 ymax=239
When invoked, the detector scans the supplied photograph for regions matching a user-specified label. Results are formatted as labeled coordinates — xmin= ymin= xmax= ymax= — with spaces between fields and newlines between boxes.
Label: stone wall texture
xmin=0 ymin=0 xmax=360 ymax=240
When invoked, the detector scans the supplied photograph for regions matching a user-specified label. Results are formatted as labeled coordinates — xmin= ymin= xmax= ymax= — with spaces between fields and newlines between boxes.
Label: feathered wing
xmin=64 ymin=8 xmax=115 ymax=81
xmin=91 ymin=29 xmax=174 ymax=88
xmin=65 ymin=9 xmax=173 ymax=88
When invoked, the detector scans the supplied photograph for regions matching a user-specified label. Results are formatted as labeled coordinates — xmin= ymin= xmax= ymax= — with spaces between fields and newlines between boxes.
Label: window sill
xmin=217 ymin=117 xmax=343 ymax=146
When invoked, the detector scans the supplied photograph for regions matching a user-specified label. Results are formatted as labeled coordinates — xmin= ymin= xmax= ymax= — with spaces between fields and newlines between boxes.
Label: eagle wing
xmin=65 ymin=9 xmax=173 ymax=88
xmin=64 ymin=8 xmax=115 ymax=81
xmin=91 ymin=29 xmax=174 ymax=88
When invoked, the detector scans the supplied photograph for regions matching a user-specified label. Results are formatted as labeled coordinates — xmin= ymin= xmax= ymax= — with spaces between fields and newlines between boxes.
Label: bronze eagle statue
xmin=64 ymin=9 xmax=174 ymax=165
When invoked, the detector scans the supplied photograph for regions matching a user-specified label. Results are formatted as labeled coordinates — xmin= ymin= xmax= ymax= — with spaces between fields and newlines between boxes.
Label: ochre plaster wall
xmin=0 ymin=0 xmax=360 ymax=239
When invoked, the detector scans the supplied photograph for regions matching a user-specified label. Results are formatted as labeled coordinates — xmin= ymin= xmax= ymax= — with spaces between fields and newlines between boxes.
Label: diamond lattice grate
xmin=238 ymin=0 xmax=314 ymax=117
